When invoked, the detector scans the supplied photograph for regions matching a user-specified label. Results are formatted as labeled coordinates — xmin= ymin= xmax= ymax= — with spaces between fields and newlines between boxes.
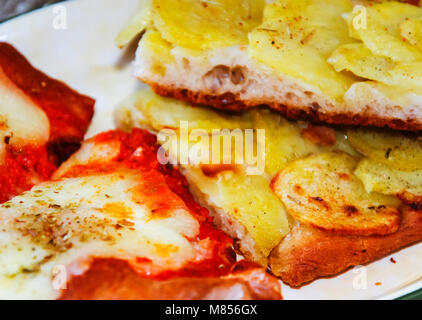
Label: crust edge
xmin=270 ymin=206 xmax=422 ymax=288
xmin=148 ymin=82 xmax=422 ymax=132
xmin=59 ymin=259 xmax=283 ymax=300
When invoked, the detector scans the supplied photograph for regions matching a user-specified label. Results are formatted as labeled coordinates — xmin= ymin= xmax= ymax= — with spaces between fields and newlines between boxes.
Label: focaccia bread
xmin=118 ymin=0 xmax=422 ymax=131
xmin=0 ymin=129 xmax=281 ymax=300
xmin=116 ymin=88 xmax=422 ymax=287
xmin=0 ymin=42 xmax=94 ymax=203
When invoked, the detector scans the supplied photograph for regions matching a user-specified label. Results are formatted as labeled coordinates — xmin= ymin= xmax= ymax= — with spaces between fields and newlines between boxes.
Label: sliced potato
xmin=185 ymin=166 xmax=290 ymax=257
xmin=329 ymin=43 xmax=422 ymax=90
xmin=347 ymin=128 xmax=422 ymax=172
xmin=334 ymin=131 xmax=361 ymax=157
xmin=388 ymin=61 xmax=422 ymax=90
xmin=401 ymin=17 xmax=422 ymax=51
xmin=329 ymin=43 xmax=396 ymax=85
xmin=117 ymin=88 xmax=361 ymax=174
xmin=115 ymin=0 xmax=152 ymax=48
xmin=248 ymin=0 xmax=355 ymax=99
xmin=355 ymin=159 xmax=422 ymax=205
xmin=272 ymin=152 xmax=401 ymax=236
xmin=152 ymin=0 xmax=265 ymax=50
xmin=253 ymin=110 xmax=360 ymax=177
xmin=252 ymin=110 xmax=320 ymax=177
xmin=117 ymin=88 xmax=257 ymax=166
xmin=349 ymin=2 xmax=422 ymax=63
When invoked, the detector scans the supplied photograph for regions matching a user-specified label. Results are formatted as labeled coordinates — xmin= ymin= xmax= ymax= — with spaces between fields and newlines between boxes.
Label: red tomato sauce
xmin=0 ymin=144 xmax=56 ymax=203
xmin=0 ymin=43 xmax=95 ymax=203
xmin=60 ymin=129 xmax=235 ymax=279
xmin=407 ymin=0 xmax=420 ymax=6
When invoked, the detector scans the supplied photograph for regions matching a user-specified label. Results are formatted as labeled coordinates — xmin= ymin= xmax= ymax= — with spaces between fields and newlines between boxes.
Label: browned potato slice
xmin=347 ymin=128 xmax=422 ymax=172
xmin=355 ymin=159 xmax=422 ymax=206
xmin=271 ymin=152 xmax=401 ymax=236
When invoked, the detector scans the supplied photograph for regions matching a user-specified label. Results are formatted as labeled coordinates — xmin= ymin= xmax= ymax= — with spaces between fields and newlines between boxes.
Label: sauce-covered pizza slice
xmin=0 ymin=129 xmax=281 ymax=300
xmin=0 ymin=43 xmax=94 ymax=203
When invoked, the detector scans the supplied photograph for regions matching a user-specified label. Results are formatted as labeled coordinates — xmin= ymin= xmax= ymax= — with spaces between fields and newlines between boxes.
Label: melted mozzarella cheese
xmin=0 ymin=169 xmax=199 ymax=299
xmin=0 ymin=68 xmax=50 ymax=162
xmin=53 ymin=139 xmax=122 ymax=178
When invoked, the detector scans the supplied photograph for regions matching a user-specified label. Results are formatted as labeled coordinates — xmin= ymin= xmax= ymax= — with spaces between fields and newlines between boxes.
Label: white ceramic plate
xmin=0 ymin=0 xmax=421 ymax=300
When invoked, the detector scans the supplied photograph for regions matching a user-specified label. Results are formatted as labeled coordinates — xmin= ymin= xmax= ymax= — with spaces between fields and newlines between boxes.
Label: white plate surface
xmin=0 ymin=0 xmax=421 ymax=300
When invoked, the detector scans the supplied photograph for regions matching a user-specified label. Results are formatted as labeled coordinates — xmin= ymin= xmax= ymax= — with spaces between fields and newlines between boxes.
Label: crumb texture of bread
xmin=181 ymin=169 xmax=268 ymax=267
xmin=136 ymin=44 xmax=422 ymax=131
xmin=270 ymin=207 xmax=422 ymax=287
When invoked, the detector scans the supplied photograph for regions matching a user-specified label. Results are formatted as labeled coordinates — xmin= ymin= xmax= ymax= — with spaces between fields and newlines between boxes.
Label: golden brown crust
xmin=0 ymin=42 xmax=95 ymax=161
xmin=59 ymin=259 xmax=282 ymax=300
xmin=148 ymin=83 xmax=422 ymax=132
xmin=270 ymin=206 xmax=422 ymax=288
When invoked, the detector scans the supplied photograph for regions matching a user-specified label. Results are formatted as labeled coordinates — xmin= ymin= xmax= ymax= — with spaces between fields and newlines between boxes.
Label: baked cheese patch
xmin=0 ymin=171 xmax=198 ymax=299
xmin=0 ymin=43 xmax=95 ymax=203
xmin=0 ymin=129 xmax=232 ymax=299
xmin=0 ymin=67 xmax=50 ymax=162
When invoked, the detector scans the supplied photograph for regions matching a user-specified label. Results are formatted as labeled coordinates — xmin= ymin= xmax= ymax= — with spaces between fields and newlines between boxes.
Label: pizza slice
xmin=117 ymin=0 xmax=422 ymax=131
xmin=116 ymin=87 xmax=422 ymax=287
xmin=0 ymin=128 xmax=281 ymax=300
xmin=0 ymin=42 xmax=95 ymax=203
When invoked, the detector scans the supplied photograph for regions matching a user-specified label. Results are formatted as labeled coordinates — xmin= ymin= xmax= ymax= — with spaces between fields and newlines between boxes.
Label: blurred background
xmin=0 ymin=0 xmax=62 ymax=21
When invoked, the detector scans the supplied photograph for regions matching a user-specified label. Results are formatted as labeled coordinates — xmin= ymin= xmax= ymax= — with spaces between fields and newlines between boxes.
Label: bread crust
xmin=148 ymin=83 xmax=422 ymax=132
xmin=270 ymin=206 xmax=422 ymax=288
xmin=0 ymin=42 xmax=95 ymax=158
xmin=59 ymin=259 xmax=282 ymax=300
